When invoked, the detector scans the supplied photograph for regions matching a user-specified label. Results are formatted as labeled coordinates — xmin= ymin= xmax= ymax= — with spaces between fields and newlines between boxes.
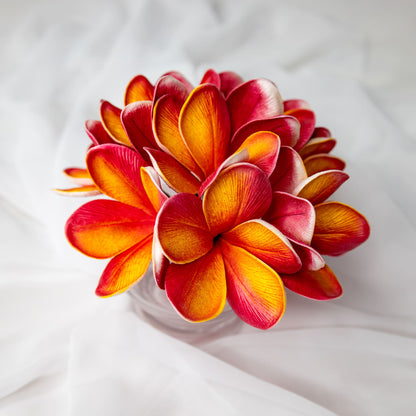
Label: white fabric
xmin=1 ymin=0 xmax=415 ymax=414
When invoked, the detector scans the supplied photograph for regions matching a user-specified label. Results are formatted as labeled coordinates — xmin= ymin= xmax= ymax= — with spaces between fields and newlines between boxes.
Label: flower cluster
xmin=59 ymin=69 xmax=370 ymax=329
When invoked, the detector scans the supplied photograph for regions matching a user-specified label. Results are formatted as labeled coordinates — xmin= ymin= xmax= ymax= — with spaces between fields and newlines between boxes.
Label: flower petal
xmin=179 ymin=84 xmax=230 ymax=178
xmin=140 ymin=166 xmax=168 ymax=212
xmin=219 ymin=239 xmax=286 ymax=329
xmin=63 ymin=168 xmax=93 ymax=185
xmin=284 ymin=108 xmax=316 ymax=151
xmin=298 ymin=137 xmax=337 ymax=159
xmin=100 ymin=100 xmax=131 ymax=146
xmin=312 ymin=202 xmax=370 ymax=255
xmin=86 ymin=144 xmax=154 ymax=214
xmin=153 ymin=75 xmax=189 ymax=105
xmin=269 ymin=146 xmax=308 ymax=193
xmin=153 ymin=94 xmax=203 ymax=179
xmin=289 ymin=239 xmax=325 ymax=271
xmin=222 ymin=219 xmax=301 ymax=274
xmin=163 ymin=70 xmax=194 ymax=93
xmin=231 ymin=115 xmax=300 ymax=149
xmin=203 ymin=163 xmax=272 ymax=235
xmin=65 ymin=199 xmax=154 ymax=259
xmin=53 ymin=185 xmax=101 ymax=197
xmin=85 ymin=120 xmax=113 ymax=145
xmin=264 ymin=191 xmax=315 ymax=244
xmin=121 ymin=101 xmax=156 ymax=161
xmin=152 ymin=235 xmax=169 ymax=290
xmin=227 ymin=79 xmax=283 ymax=132
xmin=283 ymin=99 xmax=311 ymax=112
xmin=304 ymin=154 xmax=346 ymax=176
xmin=145 ymin=148 xmax=201 ymax=194
xmin=295 ymin=170 xmax=349 ymax=205
xmin=165 ymin=245 xmax=226 ymax=322
xmin=312 ymin=126 xmax=331 ymax=138
xmin=124 ymin=74 xmax=154 ymax=105
xmin=95 ymin=236 xmax=153 ymax=297
xmin=200 ymin=68 xmax=221 ymax=88
xmin=156 ymin=193 xmax=213 ymax=264
xmin=281 ymin=264 xmax=342 ymax=300
xmin=219 ymin=71 xmax=244 ymax=97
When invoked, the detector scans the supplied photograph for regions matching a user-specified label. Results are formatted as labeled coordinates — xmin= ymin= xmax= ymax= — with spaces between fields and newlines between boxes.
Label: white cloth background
xmin=1 ymin=0 xmax=415 ymax=414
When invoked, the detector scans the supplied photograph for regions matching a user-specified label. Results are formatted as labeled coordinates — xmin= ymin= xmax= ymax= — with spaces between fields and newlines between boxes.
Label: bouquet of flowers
xmin=57 ymin=69 xmax=370 ymax=329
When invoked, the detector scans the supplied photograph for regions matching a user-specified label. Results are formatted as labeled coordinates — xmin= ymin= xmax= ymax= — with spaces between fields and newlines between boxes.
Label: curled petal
xmin=179 ymin=84 xmax=230 ymax=178
xmin=312 ymin=126 xmax=331 ymax=138
xmin=281 ymin=264 xmax=342 ymax=300
xmin=145 ymin=148 xmax=201 ymax=194
xmin=289 ymin=239 xmax=325 ymax=271
xmin=264 ymin=191 xmax=315 ymax=245
xmin=124 ymin=74 xmax=154 ymax=105
xmin=219 ymin=71 xmax=244 ymax=97
xmin=100 ymin=100 xmax=131 ymax=146
xmin=220 ymin=239 xmax=286 ymax=329
xmin=283 ymin=99 xmax=311 ymax=112
xmin=222 ymin=219 xmax=301 ymax=274
xmin=200 ymin=68 xmax=221 ymax=88
xmin=65 ymin=199 xmax=154 ymax=259
xmin=53 ymin=185 xmax=100 ymax=197
xmin=63 ymin=168 xmax=93 ymax=186
xmin=312 ymin=202 xmax=370 ymax=256
xmin=295 ymin=170 xmax=349 ymax=205
xmin=86 ymin=144 xmax=154 ymax=214
xmin=284 ymin=108 xmax=316 ymax=151
xmin=153 ymin=75 xmax=189 ymax=106
xmin=156 ymin=193 xmax=213 ymax=264
xmin=227 ymin=79 xmax=283 ymax=132
xmin=269 ymin=146 xmax=308 ymax=193
xmin=152 ymin=235 xmax=169 ymax=289
xmin=96 ymin=236 xmax=153 ymax=297
xmin=304 ymin=154 xmax=346 ymax=176
xmin=298 ymin=137 xmax=337 ymax=159
xmin=140 ymin=166 xmax=168 ymax=213
xmin=203 ymin=163 xmax=272 ymax=235
xmin=231 ymin=115 xmax=300 ymax=150
xmin=163 ymin=70 xmax=194 ymax=93
xmin=85 ymin=120 xmax=113 ymax=145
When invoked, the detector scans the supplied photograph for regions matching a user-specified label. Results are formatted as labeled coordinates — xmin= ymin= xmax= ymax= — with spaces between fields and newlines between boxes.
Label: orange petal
xmin=86 ymin=144 xmax=154 ymax=215
xmin=165 ymin=245 xmax=226 ymax=322
xmin=85 ymin=120 xmax=113 ymax=145
xmin=281 ymin=264 xmax=342 ymax=300
xmin=100 ymin=100 xmax=131 ymax=146
xmin=179 ymin=84 xmax=230 ymax=178
xmin=203 ymin=163 xmax=272 ymax=235
xmin=295 ymin=170 xmax=349 ymax=205
xmin=298 ymin=137 xmax=337 ymax=159
xmin=96 ymin=235 xmax=153 ymax=297
xmin=222 ymin=219 xmax=301 ymax=274
xmin=53 ymin=185 xmax=101 ymax=197
xmin=63 ymin=168 xmax=93 ymax=185
xmin=156 ymin=193 xmax=213 ymax=264
xmin=145 ymin=148 xmax=201 ymax=194
xmin=124 ymin=74 xmax=154 ymax=105
xmin=65 ymin=199 xmax=154 ymax=259
xmin=140 ymin=166 xmax=168 ymax=213
xmin=153 ymin=94 xmax=203 ymax=179
xmin=219 ymin=239 xmax=286 ymax=329
xmin=304 ymin=154 xmax=346 ymax=176
xmin=312 ymin=202 xmax=370 ymax=255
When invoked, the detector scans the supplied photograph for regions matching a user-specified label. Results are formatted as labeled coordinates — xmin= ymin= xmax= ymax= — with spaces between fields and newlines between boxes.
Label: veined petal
xmin=145 ymin=148 xmax=201 ymax=194
xmin=100 ymin=100 xmax=131 ymax=146
xmin=312 ymin=202 xmax=370 ymax=255
xmin=140 ymin=166 xmax=168 ymax=213
xmin=219 ymin=71 xmax=244 ymax=97
xmin=281 ymin=264 xmax=342 ymax=300
xmin=231 ymin=115 xmax=300 ymax=150
xmin=222 ymin=219 xmax=301 ymax=274
xmin=227 ymin=79 xmax=283 ymax=133
xmin=85 ymin=120 xmax=113 ymax=145
xmin=304 ymin=154 xmax=346 ymax=176
xmin=295 ymin=170 xmax=349 ymax=205
xmin=289 ymin=239 xmax=325 ymax=271
xmin=298 ymin=137 xmax=337 ymax=159
xmin=86 ymin=144 xmax=154 ymax=214
xmin=156 ymin=193 xmax=213 ymax=264
xmin=65 ymin=199 xmax=154 ymax=259
xmin=219 ymin=239 xmax=286 ymax=329
xmin=203 ymin=163 xmax=272 ymax=235
xmin=153 ymin=75 xmax=189 ymax=106
xmin=269 ymin=146 xmax=308 ymax=193
xmin=312 ymin=126 xmax=332 ymax=138
xmin=179 ymin=84 xmax=230 ymax=178
xmin=153 ymin=94 xmax=203 ymax=179
xmin=152 ymin=235 xmax=169 ymax=289
xmin=165 ymin=245 xmax=226 ymax=323
xmin=283 ymin=99 xmax=311 ymax=112
xmin=200 ymin=68 xmax=221 ymax=88
xmin=63 ymin=168 xmax=93 ymax=185
xmin=264 ymin=191 xmax=315 ymax=245
xmin=53 ymin=185 xmax=101 ymax=197
xmin=95 ymin=236 xmax=153 ymax=297
xmin=163 ymin=71 xmax=194 ymax=93
xmin=124 ymin=74 xmax=154 ymax=105
xmin=284 ymin=108 xmax=316 ymax=151
xmin=121 ymin=101 xmax=156 ymax=161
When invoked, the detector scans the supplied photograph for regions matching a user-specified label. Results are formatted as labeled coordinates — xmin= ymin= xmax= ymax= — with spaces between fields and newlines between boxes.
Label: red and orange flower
xmin=60 ymin=69 xmax=370 ymax=329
